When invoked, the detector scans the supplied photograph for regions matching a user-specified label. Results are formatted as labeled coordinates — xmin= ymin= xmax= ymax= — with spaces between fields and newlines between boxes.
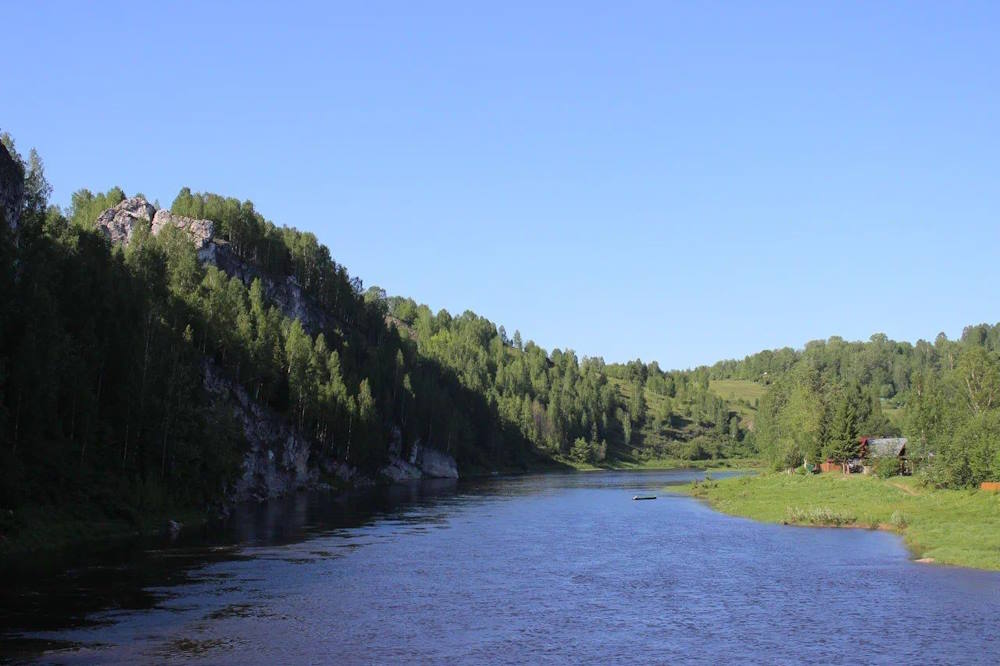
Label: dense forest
xmin=1 ymin=134 xmax=997 ymax=547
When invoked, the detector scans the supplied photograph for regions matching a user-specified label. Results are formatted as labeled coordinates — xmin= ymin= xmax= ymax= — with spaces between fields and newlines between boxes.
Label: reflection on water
xmin=2 ymin=470 xmax=999 ymax=664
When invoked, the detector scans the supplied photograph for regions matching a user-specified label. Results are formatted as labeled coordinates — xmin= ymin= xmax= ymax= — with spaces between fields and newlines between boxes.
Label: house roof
xmin=867 ymin=437 xmax=907 ymax=457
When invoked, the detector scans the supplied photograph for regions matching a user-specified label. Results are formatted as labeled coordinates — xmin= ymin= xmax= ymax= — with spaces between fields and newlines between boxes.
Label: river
xmin=2 ymin=470 xmax=998 ymax=664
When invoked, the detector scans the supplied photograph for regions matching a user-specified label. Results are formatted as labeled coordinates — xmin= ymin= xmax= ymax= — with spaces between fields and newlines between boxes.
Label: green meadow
xmin=680 ymin=472 xmax=1000 ymax=571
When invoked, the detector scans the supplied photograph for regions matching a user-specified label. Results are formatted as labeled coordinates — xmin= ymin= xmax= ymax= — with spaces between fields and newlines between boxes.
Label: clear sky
xmin=4 ymin=2 xmax=999 ymax=369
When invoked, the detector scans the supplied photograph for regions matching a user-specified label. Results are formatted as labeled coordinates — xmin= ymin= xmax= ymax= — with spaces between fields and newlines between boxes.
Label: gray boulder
xmin=94 ymin=196 xmax=155 ymax=245
xmin=381 ymin=456 xmax=424 ymax=483
xmin=410 ymin=442 xmax=459 ymax=479
xmin=381 ymin=430 xmax=459 ymax=482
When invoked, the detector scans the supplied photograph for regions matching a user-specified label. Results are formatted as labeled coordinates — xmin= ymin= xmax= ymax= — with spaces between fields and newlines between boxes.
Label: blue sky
xmin=4 ymin=2 xmax=999 ymax=368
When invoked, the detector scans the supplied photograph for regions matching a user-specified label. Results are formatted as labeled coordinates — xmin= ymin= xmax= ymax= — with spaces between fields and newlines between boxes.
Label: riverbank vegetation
xmin=549 ymin=455 xmax=762 ymax=473
xmin=710 ymin=329 xmax=1000 ymax=489
xmin=683 ymin=473 xmax=1000 ymax=570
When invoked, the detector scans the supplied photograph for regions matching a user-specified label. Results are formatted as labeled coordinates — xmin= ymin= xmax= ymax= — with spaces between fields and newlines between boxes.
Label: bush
xmin=690 ymin=476 xmax=718 ymax=492
xmin=786 ymin=506 xmax=857 ymax=526
xmin=872 ymin=456 xmax=902 ymax=479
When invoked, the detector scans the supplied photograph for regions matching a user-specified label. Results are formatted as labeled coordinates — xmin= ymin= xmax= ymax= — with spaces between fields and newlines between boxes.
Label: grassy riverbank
xmin=552 ymin=457 xmax=762 ymax=472
xmin=680 ymin=473 xmax=1000 ymax=571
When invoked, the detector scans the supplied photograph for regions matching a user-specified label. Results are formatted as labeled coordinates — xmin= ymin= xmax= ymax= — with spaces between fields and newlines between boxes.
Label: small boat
xmin=632 ymin=495 xmax=657 ymax=501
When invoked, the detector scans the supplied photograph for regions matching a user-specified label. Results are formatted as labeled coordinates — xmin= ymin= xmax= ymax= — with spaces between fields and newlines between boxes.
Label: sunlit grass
xmin=708 ymin=379 xmax=767 ymax=421
xmin=680 ymin=472 xmax=1000 ymax=571
xmin=708 ymin=379 xmax=767 ymax=404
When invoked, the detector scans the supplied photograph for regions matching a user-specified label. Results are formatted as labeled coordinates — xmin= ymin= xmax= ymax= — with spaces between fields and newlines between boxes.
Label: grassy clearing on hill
xmin=679 ymin=472 xmax=1000 ymax=571
xmin=709 ymin=379 xmax=767 ymax=418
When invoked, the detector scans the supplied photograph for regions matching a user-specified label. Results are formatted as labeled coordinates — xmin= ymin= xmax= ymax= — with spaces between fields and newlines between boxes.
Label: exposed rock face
xmin=94 ymin=199 xmax=332 ymax=336
xmin=151 ymin=209 xmax=216 ymax=260
xmin=410 ymin=442 xmax=459 ymax=479
xmin=94 ymin=196 xmax=155 ymax=245
xmin=203 ymin=361 xmax=312 ymax=501
xmin=381 ymin=427 xmax=422 ymax=481
xmin=0 ymin=142 xmax=23 ymax=231
xmin=381 ymin=428 xmax=459 ymax=481
xmin=212 ymin=245 xmax=332 ymax=334
xmin=202 ymin=361 xmax=368 ymax=501
xmin=381 ymin=456 xmax=424 ymax=482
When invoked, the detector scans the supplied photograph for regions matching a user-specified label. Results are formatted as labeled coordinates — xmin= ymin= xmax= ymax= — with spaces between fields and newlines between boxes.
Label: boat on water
xmin=632 ymin=495 xmax=656 ymax=501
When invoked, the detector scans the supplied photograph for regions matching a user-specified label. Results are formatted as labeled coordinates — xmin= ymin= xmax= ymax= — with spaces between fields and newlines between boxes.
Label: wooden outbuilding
xmin=819 ymin=459 xmax=844 ymax=473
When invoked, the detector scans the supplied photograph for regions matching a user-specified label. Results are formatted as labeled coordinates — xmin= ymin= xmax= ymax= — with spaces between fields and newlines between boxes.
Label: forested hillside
xmin=0 ymin=136 xmax=749 ymax=546
xmin=708 ymin=330 xmax=1000 ymax=486
xmin=0 ymin=137 xmax=538 ymax=543
xmin=383 ymin=298 xmax=752 ymax=466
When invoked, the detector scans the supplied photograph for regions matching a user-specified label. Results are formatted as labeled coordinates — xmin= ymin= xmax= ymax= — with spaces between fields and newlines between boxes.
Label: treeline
xmin=711 ymin=330 xmax=1000 ymax=487
xmin=384 ymin=298 xmax=749 ymax=465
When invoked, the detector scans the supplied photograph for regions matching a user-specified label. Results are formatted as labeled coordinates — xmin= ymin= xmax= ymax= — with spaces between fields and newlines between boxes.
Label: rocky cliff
xmin=94 ymin=197 xmax=156 ymax=245
xmin=93 ymin=196 xmax=460 ymax=501
xmin=151 ymin=209 xmax=216 ymax=261
xmin=381 ymin=428 xmax=459 ymax=482
xmin=0 ymin=142 xmax=23 ymax=231
xmin=211 ymin=242 xmax=334 ymax=335
xmin=203 ymin=361 xmax=368 ymax=501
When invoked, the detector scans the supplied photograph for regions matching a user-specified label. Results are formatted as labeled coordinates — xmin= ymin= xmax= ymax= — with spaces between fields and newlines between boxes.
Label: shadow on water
xmin=0 ymin=469 xmax=740 ymax=662
xmin=0 ymin=478 xmax=463 ymax=661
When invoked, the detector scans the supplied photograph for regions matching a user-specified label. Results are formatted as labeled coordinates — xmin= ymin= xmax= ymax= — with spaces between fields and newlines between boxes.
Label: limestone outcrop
xmin=381 ymin=456 xmax=424 ymax=482
xmin=212 ymin=248 xmax=332 ymax=335
xmin=94 ymin=197 xmax=155 ymax=245
xmin=381 ymin=428 xmax=459 ymax=481
xmin=151 ymin=209 xmax=216 ymax=259
xmin=203 ymin=361 xmax=367 ymax=501
xmin=410 ymin=442 xmax=460 ymax=479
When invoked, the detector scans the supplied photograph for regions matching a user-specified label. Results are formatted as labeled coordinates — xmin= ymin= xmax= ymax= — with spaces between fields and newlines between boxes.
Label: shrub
xmin=690 ymin=476 xmax=719 ymax=492
xmin=872 ymin=456 xmax=902 ymax=479
xmin=786 ymin=506 xmax=857 ymax=526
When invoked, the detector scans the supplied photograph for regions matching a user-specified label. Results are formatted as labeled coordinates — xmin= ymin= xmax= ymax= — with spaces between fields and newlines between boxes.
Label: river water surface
xmin=2 ymin=470 xmax=999 ymax=664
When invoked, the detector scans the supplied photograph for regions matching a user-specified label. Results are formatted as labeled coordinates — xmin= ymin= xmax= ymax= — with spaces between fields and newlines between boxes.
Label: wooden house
xmin=856 ymin=437 xmax=909 ymax=475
